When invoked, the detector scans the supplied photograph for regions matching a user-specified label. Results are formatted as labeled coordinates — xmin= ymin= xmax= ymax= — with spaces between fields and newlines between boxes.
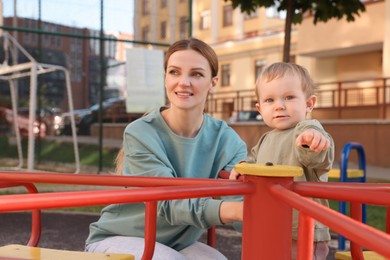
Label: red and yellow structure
xmin=0 ymin=163 xmax=389 ymax=259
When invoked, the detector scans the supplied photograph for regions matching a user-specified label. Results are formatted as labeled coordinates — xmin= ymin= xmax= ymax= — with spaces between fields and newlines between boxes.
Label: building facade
xmin=134 ymin=0 xmax=390 ymax=120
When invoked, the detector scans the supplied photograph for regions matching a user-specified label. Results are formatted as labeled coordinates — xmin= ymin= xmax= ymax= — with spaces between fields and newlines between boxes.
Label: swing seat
xmin=335 ymin=250 xmax=385 ymax=260
xmin=328 ymin=169 xmax=364 ymax=179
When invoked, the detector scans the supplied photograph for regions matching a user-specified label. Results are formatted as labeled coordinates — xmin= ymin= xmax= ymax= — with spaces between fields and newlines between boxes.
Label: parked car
xmin=61 ymin=98 xmax=143 ymax=136
xmin=78 ymin=98 xmax=143 ymax=135
xmin=230 ymin=110 xmax=263 ymax=123
xmin=18 ymin=107 xmax=63 ymax=136
xmin=0 ymin=107 xmax=47 ymax=138
xmin=60 ymin=108 xmax=91 ymax=135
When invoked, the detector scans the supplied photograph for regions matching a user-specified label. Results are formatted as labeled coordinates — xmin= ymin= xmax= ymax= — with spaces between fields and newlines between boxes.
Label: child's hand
xmin=229 ymin=168 xmax=241 ymax=180
xmin=296 ymin=129 xmax=330 ymax=152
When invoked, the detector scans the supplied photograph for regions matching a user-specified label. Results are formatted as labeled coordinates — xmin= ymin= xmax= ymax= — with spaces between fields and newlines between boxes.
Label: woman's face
xmin=165 ymin=49 xmax=217 ymax=112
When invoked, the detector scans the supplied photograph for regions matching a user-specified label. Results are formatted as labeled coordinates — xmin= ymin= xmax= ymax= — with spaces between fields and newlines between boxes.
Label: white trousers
xmin=86 ymin=236 xmax=227 ymax=260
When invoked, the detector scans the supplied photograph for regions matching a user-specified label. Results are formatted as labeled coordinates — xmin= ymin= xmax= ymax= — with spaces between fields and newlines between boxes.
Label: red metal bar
xmin=241 ymin=175 xmax=293 ymax=259
xmin=269 ymin=184 xmax=390 ymax=258
xmin=0 ymin=183 xmax=253 ymax=212
xmin=350 ymin=202 xmax=364 ymax=259
xmin=297 ymin=212 xmax=314 ymax=260
xmin=387 ymin=207 xmax=390 ymax=234
xmin=143 ymin=201 xmax=157 ymax=260
xmin=3 ymin=171 xmax=390 ymax=259
xmin=0 ymin=181 xmax=41 ymax=246
xmin=207 ymin=226 xmax=216 ymax=248
xmin=293 ymin=182 xmax=390 ymax=205
xmin=0 ymin=171 xmax=235 ymax=187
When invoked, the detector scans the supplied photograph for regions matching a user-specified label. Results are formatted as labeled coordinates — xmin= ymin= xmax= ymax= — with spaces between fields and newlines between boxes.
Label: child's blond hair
xmin=255 ymin=62 xmax=317 ymax=101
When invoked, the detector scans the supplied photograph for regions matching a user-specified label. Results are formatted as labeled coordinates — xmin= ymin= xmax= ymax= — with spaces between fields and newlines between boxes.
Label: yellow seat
xmin=0 ymin=244 xmax=134 ymax=260
xmin=335 ymin=250 xmax=385 ymax=260
xmin=328 ymin=169 xmax=364 ymax=179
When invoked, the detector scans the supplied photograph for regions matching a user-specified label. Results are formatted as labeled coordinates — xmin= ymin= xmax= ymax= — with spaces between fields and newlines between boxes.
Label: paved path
xmin=0 ymin=212 xmax=339 ymax=260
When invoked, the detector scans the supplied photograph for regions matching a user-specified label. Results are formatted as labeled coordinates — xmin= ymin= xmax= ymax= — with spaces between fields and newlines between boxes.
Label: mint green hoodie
xmin=87 ymin=107 xmax=247 ymax=250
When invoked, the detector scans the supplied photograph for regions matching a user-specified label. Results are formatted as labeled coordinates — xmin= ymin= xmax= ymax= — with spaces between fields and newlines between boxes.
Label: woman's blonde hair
xmin=115 ymin=147 xmax=124 ymax=175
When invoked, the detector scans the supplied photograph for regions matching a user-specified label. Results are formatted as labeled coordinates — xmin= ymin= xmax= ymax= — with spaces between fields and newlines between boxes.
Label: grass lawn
xmin=0 ymin=136 xmax=120 ymax=170
xmin=328 ymin=177 xmax=388 ymax=234
xmin=328 ymin=200 xmax=387 ymax=232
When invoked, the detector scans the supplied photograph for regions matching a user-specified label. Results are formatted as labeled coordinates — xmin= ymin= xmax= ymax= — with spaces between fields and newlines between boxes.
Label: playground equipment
xmin=0 ymin=162 xmax=390 ymax=259
xmin=335 ymin=143 xmax=367 ymax=251
xmin=0 ymin=32 xmax=80 ymax=173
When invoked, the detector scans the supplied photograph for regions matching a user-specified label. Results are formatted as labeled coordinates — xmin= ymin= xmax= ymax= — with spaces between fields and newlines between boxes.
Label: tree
xmin=226 ymin=0 xmax=366 ymax=62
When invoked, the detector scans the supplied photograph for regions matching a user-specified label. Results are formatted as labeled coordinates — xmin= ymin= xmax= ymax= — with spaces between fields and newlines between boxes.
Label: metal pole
xmin=98 ymin=0 xmax=105 ymax=173
xmin=188 ymin=0 xmax=192 ymax=37
xmin=37 ymin=0 xmax=42 ymax=163
xmin=12 ymin=0 xmax=19 ymax=101
xmin=27 ymin=63 xmax=37 ymax=171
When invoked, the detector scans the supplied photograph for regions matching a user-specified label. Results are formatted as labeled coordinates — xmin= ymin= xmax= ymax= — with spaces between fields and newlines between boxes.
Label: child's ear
xmin=255 ymin=103 xmax=261 ymax=113
xmin=306 ymin=95 xmax=317 ymax=113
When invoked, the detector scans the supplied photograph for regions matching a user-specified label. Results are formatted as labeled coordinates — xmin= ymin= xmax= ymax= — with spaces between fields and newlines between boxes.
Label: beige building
xmin=134 ymin=0 xmax=390 ymax=120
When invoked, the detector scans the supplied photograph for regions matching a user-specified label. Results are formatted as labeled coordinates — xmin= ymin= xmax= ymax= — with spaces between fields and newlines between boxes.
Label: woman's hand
xmin=229 ymin=168 xmax=241 ymax=180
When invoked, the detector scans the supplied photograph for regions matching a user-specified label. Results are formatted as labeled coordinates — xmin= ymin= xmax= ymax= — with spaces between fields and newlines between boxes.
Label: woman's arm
xmin=219 ymin=201 xmax=243 ymax=223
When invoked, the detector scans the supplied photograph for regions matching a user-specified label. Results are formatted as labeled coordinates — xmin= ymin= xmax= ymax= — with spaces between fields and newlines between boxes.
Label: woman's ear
xmin=306 ymin=95 xmax=317 ymax=113
xmin=210 ymin=76 xmax=218 ymax=92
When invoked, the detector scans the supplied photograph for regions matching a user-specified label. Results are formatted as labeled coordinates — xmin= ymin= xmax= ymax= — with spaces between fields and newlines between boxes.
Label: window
xmin=244 ymin=10 xmax=258 ymax=20
xmin=266 ymin=6 xmax=286 ymax=19
xmin=223 ymin=5 xmax=233 ymax=27
xmin=179 ymin=16 xmax=187 ymax=38
xmin=160 ymin=21 xmax=167 ymax=39
xmin=142 ymin=26 xmax=150 ymax=41
xmin=221 ymin=64 xmax=231 ymax=87
xmin=142 ymin=0 xmax=150 ymax=15
xmin=255 ymin=60 xmax=266 ymax=81
xmin=200 ymin=10 xmax=210 ymax=30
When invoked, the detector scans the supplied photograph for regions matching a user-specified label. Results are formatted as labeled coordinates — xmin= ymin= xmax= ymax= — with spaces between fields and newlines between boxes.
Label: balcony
xmin=206 ymin=77 xmax=390 ymax=121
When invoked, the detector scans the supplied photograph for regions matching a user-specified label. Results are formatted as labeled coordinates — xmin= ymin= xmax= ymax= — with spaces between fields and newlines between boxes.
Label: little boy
xmin=232 ymin=62 xmax=334 ymax=259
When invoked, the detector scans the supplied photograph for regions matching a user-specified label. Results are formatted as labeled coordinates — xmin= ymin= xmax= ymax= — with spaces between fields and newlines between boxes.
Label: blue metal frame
xmin=338 ymin=142 xmax=367 ymax=250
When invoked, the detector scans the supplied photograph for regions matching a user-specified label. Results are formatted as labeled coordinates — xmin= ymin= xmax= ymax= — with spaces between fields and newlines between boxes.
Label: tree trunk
xmin=283 ymin=0 xmax=294 ymax=62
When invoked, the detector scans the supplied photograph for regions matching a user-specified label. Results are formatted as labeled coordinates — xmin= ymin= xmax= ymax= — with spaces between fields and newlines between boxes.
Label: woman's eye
xmin=168 ymin=70 xmax=179 ymax=75
xmin=192 ymin=72 xmax=203 ymax=77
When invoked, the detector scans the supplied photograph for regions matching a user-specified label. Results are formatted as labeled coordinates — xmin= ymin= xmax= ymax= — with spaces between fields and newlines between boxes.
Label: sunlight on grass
xmin=0 ymin=136 xmax=119 ymax=168
xmin=329 ymin=200 xmax=386 ymax=232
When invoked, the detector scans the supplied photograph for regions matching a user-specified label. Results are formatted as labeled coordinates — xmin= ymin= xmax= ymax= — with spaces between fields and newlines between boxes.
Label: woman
xmin=86 ymin=38 xmax=247 ymax=259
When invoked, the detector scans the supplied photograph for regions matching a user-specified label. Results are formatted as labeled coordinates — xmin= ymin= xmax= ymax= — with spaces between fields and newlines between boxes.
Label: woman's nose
xmin=179 ymin=76 xmax=191 ymax=86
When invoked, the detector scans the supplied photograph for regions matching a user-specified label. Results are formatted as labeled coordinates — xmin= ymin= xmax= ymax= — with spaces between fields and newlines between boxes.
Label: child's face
xmin=255 ymin=74 xmax=316 ymax=130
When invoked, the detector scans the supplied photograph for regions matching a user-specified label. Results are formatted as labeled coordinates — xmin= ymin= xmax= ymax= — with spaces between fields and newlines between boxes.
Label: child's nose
xmin=275 ymin=99 xmax=286 ymax=110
